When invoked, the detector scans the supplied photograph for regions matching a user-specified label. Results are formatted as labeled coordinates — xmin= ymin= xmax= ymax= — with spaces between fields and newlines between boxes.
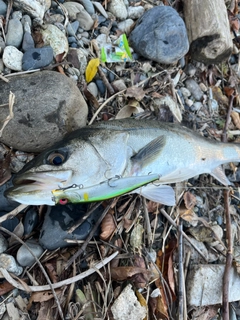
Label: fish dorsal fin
xmin=131 ymin=136 xmax=166 ymax=172
xmin=211 ymin=166 xmax=231 ymax=186
xmin=130 ymin=184 xmax=176 ymax=206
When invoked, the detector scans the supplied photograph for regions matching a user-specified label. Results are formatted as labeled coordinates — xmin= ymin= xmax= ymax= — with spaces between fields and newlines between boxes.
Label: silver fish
xmin=5 ymin=119 xmax=240 ymax=206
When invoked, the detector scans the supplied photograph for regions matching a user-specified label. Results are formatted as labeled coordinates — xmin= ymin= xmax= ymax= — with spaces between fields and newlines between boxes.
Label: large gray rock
xmin=0 ymin=71 xmax=88 ymax=152
xmin=129 ymin=6 xmax=189 ymax=64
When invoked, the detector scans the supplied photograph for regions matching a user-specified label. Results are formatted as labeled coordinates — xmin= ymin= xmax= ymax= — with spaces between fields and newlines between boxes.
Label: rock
xmin=12 ymin=0 xmax=48 ymax=20
xmin=40 ymin=24 xmax=69 ymax=58
xmin=0 ymin=233 xmax=8 ymax=254
xmin=39 ymin=204 xmax=103 ymax=250
xmin=0 ymin=71 xmax=88 ymax=152
xmin=0 ymin=212 xmax=19 ymax=232
xmin=108 ymin=0 xmax=128 ymax=20
xmin=180 ymin=87 xmax=191 ymax=98
xmin=23 ymin=208 xmax=39 ymax=235
xmin=67 ymin=21 xmax=79 ymax=36
xmin=2 ymin=46 xmax=23 ymax=71
xmin=67 ymin=48 xmax=88 ymax=75
xmin=185 ymin=79 xmax=203 ymax=101
xmin=93 ymin=2 xmax=108 ymax=19
xmin=5 ymin=19 xmax=24 ymax=48
xmin=0 ymin=253 xmax=23 ymax=276
xmin=22 ymin=31 xmax=35 ymax=52
xmin=79 ymin=0 xmax=95 ymax=15
xmin=76 ymin=9 xmax=94 ymax=30
xmin=117 ymin=19 xmax=134 ymax=34
xmin=62 ymin=2 xmax=84 ymax=20
xmin=16 ymin=240 xmax=44 ymax=267
xmin=95 ymin=79 xmax=106 ymax=96
xmin=129 ymin=6 xmax=189 ymax=64
xmin=187 ymin=264 xmax=240 ymax=306
xmin=111 ymin=284 xmax=147 ymax=320
xmin=127 ymin=6 xmax=144 ymax=19
xmin=21 ymin=14 xmax=32 ymax=29
xmin=0 ymin=0 xmax=7 ymax=16
xmin=0 ymin=36 xmax=5 ymax=53
xmin=87 ymin=82 xmax=98 ymax=97
xmin=22 ymin=46 xmax=54 ymax=70
xmin=12 ymin=10 xmax=22 ymax=20
xmin=112 ymin=79 xmax=127 ymax=91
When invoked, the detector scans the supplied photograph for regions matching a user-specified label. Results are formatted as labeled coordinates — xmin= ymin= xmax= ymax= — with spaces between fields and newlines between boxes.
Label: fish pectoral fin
xmin=131 ymin=135 xmax=166 ymax=170
xmin=130 ymin=183 xmax=176 ymax=206
xmin=211 ymin=166 xmax=231 ymax=186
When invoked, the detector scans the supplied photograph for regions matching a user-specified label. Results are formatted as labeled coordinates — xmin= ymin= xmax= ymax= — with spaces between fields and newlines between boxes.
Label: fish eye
xmin=59 ymin=198 xmax=68 ymax=205
xmin=47 ymin=152 xmax=66 ymax=166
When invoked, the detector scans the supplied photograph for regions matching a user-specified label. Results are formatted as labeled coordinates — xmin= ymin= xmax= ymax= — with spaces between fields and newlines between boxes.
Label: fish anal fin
xmin=211 ymin=166 xmax=231 ymax=186
xmin=131 ymin=135 xmax=166 ymax=172
xmin=131 ymin=184 xmax=176 ymax=206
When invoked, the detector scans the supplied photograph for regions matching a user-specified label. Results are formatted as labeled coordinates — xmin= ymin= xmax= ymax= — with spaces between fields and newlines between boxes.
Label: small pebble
xmin=191 ymin=101 xmax=202 ymax=112
xmin=185 ymin=63 xmax=197 ymax=77
xmin=76 ymin=9 xmax=94 ymax=30
xmin=21 ymin=14 xmax=32 ymax=29
xmin=0 ymin=253 xmax=23 ymax=276
xmin=95 ymin=79 xmax=106 ymax=96
xmin=128 ymin=6 xmax=144 ymax=19
xmin=0 ymin=233 xmax=8 ymax=254
xmin=185 ymin=79 xmax=203 ymax=101
xmin=68 ymin=36 xmax=77 ymax=44
xmin=22 ymin=31 xmax=35 ymax=52
xmin=17 ymin=240 xmax=44 ymax=267
xmin=6 ymin=18 xmax=24 ymax=48
xmin=199 ymin=82 xmax=208 ymax=92
xmin=23 ymin=208 xmax=39 ymax=236
xmin=67 ymin=20 xmax=79 ymax=36
xmin=112 ymin=79 xmax=127 ymax=91
xmin=108 ymin=0 xmax=128 ymax=20
xmin=3 ymin=46 xmax=23 ymax=71
xmin=87 ymin=82 xmax=98 ymax=97
xmin=22 ymin=46 xmax=54 ymax=70
xmin=62 ymin=2 xmax=84 ymax=20
xmin=12 ymin=10 xmax=22 ymax=20
xmin=180 ymin=87 xmax=191 ymax=98
xmin=80 ymin=0 xmax=95 ymax=15
xmin=118 ymin=19 xmax=134 ymax=34
xmin=93 ymin=2 xmax=108 ymax=18
xmin=0 ymin=0 xmax=7 ymax=15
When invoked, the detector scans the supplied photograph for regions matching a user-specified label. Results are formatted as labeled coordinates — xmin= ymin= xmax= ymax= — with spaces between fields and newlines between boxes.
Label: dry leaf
xmin=85 ymin=58 xmax=100 ymax=83
xmin=231 ymin=111 xmax=240 ymax=129
xmin=211 ymin=86 xmax=229 ymax=106
xmin=125 ymin=87 xmax=145 ymax=101
xmin=135 ymin=290 xmax=147 ymax=320
xmin=100 ymin=212 xmax=115 ymax=240
xmin=156 ymin=294 xmax=169 ymax=320
xmin=9 ymin=221 xmax=24 ymax=246
xmin=115 ymin=99 xmax=144 ymax=119
xmin=45 ymin=262 xmax=58 ymax=283
xmin=83 ymin=85 xmax=99 ymax=109
xmin=183 ymin=191 xmax=197 ymax=210
xmin=110 ymin=266 xmax=151 ymax=281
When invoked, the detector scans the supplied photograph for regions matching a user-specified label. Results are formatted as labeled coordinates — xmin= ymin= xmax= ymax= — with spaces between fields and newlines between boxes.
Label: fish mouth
xmin=5 ymin=170 xmax=73 ymax=205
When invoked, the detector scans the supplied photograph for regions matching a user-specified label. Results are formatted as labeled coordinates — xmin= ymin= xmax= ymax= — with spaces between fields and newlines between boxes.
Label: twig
xmin=0 ymin=204 xmax=28 ymax=223
xmin=178 ymin=219 xmax=184 ymax=320
xmin=0 ymin=74 xmax=9 ymax=83
xmin=65 ymin=201 xmax=113 ymax=269
xmin=0 ymin=251 xmax=118 ymax=292
xmin=222 ymin=190 xmax=233 ymax=320
xmin=98 ymin=66 xmax=115 ymax=96
xmin=142 ymin=197 xmax=152 ymax=246
xmin=4 ymin=0 xmax=12 ymax=34
xmin=0 ymin=226 xmax=65 ymax=320
xmin=160 ymin=209 xmax=208 ymax=262
xmin=222 ymin=94 xmax=234 ymax=143
xmin=0 ymin=91 xmax=15 ymax=138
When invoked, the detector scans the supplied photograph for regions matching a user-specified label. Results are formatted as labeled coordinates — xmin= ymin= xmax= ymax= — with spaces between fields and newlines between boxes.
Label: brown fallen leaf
xmin=100 ymin=212 xmax=115 ymax=240
xmin=110 ymin=266 xmax=151 ymax=282
xmin=115 ymin=99 xmax=144 ymax=119
xmin=183 ymin=191 xmax=197 ymax=210
xmin=125 ymin=86 xmax=145 ymax=101
xmin=45 ymin=262 xmax=58 ymax=283
xmin=231 ymin=111 xmax=240 ymax=129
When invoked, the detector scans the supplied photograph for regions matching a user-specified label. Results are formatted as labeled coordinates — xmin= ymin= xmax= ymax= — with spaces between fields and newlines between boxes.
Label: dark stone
xmin=39 ymin=204 xmax=103 ymax=250
xmin=22 ymin=31 xmax=35 ymax=52
xmin=22 ymin=46 xmax=54 ymax=70
xmin=129 ymin=6 xmax=189 ymax=64
xmin=23 ymin=207 xmax=39 ymax=235
xmin=95 ymin=79 xmax=106 ymax=96
xmin=68 ymin=36 xmax=77 ymax=44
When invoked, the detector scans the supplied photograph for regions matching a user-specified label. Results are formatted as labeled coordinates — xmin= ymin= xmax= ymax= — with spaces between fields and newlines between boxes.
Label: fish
xmin=5 ymin=119 xmax=240 ymax=206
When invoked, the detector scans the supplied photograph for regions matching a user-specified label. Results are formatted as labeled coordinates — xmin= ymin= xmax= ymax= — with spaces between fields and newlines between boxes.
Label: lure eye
xmin=47 ymin=152 xmax=65 ymax=166
xmin=59 ymin=198 xmax=68 ymax=205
